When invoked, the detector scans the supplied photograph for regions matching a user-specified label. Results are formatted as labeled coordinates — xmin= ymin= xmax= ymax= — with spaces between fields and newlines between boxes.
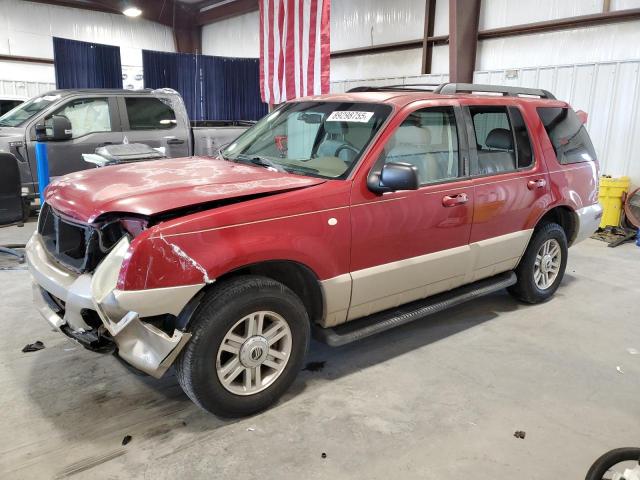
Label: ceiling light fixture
xmin=123 ymin=6 xmax=142 ymax=17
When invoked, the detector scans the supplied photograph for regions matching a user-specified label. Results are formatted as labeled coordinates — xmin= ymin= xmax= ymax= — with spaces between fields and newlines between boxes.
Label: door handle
xmin=527 ymin=179 xmax=547 ymax=190
xmin=97 ymin=142 xmax=113 ymax=147
xmin=167 ymin=138 xmax=185 ymax=145
xmin=442 ymin=193 xmax=469 ymax=207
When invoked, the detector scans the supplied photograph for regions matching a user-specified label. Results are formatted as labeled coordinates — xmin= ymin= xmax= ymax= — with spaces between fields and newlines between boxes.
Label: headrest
xmin=485 ymin=128 xmax=513 ymax=150
xmin=393 ymin=125 xmax=431 ymax=146
xmin=325 ymin=121 xmax=348 ymax=135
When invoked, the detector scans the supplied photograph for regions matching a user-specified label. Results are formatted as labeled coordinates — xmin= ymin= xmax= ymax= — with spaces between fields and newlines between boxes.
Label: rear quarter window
xmin=125 ymin=97 xmax=177 ymax=130
xmin=537 ymin=107 xmax=597 ymax=165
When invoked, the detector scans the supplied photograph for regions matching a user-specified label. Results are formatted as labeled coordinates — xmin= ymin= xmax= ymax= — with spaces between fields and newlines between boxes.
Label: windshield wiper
xmin=237 ymin=154 xmax=288 ymax=173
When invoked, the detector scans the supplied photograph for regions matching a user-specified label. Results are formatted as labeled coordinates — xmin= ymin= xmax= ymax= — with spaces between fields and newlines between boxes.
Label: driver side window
xmin=49 ymin=98 xmax=111 ymax=139
xmin=382 ymin=106 xmax=459 ymax=185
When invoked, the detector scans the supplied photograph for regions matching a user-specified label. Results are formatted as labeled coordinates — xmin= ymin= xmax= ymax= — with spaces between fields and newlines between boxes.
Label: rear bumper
xmin=27 ymin=233 xmax=205 ymax=378
xmin=573 ymin=203 xmax=603 ymax=245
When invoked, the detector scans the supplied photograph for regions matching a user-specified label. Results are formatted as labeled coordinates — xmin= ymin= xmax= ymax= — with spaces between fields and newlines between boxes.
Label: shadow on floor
xmin=23 ymin=288 xmax=526 ymax=445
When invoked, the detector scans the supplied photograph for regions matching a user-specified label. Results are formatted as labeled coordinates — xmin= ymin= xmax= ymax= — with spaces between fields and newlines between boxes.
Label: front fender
xmin=117 ymin=206 xmax=351 ymax=291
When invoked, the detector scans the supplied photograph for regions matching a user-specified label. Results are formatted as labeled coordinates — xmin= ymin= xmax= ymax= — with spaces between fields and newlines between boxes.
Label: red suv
xmin=27 ymin=83 xmax=602 ymax=417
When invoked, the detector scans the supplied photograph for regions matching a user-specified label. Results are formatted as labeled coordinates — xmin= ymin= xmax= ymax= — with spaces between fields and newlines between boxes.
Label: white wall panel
xmin=331 ymin=48 xmax=423 ymax=82
xmin=476 ymin=21 xmax=640 ymax=70
xmin=330 ymin=44 xmax=448 ymax=83
xmin=433 ymin=0 xmax=449 ymax=36
xmin=331 ymin=0 xmax=425 ymax=50
xmin=479 ymin=0 xmax=601 ymax=29
xmin=611 ymin=0 xmax=640 ymax=9
xmin=202 ymin=11 xmax=260 ymax=57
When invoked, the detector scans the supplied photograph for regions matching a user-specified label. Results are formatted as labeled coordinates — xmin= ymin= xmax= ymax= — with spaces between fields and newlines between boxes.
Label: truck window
xmin=50 ymin=98 xmax=111 ymax=138
xmin=508 ymin=107 xmax=534 ymax=169
xmin=537 ymin=107 xmax=597 ymax=164
xmin=125 ymin=97 xmax=177 ymax=130
xmin=382 ymin=107 xmax=459 ymax=185
xmin=470 ymin=106 xmax=516 ymax=175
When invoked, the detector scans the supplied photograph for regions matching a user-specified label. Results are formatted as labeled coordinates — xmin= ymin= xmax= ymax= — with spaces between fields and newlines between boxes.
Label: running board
xmin=313 ymin=271 xmax=517 ymax=347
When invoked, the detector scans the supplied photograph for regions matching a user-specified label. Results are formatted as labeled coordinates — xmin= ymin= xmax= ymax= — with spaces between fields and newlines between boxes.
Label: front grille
xmin=38 ymin=204 xmax=112 ymax=273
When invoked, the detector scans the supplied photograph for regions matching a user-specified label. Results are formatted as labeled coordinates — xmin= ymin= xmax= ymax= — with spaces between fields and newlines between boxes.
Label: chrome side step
xmin=313 ymin=271 xmax=517 ymax=347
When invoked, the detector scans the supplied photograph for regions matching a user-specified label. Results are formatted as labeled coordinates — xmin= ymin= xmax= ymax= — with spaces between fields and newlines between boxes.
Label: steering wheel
xmin=335 ymin=144 xmax=359 ymax=160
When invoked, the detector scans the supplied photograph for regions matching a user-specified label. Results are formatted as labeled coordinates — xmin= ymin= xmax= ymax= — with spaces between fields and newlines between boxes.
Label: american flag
xmin=259 ymin=0 xmax=330 ymax=105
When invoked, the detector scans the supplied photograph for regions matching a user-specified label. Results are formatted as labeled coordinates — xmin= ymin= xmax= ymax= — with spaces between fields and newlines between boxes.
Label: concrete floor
xmin=1 ymin=221 xmax=639 ymax=479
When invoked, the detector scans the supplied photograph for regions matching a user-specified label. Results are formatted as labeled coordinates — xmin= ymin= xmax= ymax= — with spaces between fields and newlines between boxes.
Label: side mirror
xmin=41 ymin=115 xmax=72 ymax=141
xmin=367 ymin=162 xmax=419 ymax=194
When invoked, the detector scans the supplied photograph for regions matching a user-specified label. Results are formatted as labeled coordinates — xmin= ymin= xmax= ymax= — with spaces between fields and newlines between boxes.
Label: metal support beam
xmin=478 ymin=8 xmax=640 ymax=39
xmin=448 ymin=0 xmax=481 ymax=83
xmin=0 ymin=54 xmax=54 ymax=65
xmin=331 ymin=35 xmax=448 ymax=59
xmin=174 ymin=27 xmax=202 ymax=55
xmin=421 ymin=0 xmax=437 ymax=74
xmin=195 ymin=0 xmax=259 ymax=25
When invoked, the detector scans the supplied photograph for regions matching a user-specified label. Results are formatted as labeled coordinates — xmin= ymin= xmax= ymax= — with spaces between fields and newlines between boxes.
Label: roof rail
xmin=347 ymin=84 xmax=441 ymax=93
xmin=434 ymin=83 xmax=556 ymax=99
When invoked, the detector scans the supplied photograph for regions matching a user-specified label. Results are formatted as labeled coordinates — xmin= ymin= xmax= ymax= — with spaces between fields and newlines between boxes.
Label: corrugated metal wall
xmin=0 ymin=80 xmax=55 ymax=97
xmin=330 ymin=59 xmax=640 ymax=186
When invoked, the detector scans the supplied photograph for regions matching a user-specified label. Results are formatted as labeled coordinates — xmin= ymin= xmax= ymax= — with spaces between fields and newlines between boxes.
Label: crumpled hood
xmin=45 ymin=156 xmax=326 ymax=223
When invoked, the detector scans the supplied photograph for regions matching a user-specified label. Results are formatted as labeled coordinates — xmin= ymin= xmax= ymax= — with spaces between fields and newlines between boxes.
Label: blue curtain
xmin=202 ymin=56 xmax=268 ymax=121
xmin=143 ymin=50 xmax=267 ymax=121
xmin=53 ymin=37 xmax=123 ymax=89
xmin=142 ymin=50 xmax=204 ymax=120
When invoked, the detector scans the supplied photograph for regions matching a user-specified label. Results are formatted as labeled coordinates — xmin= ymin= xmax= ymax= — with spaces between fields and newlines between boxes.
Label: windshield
xmin=0 ymin=94 xmax=61 ymax=127
xmin=222 ymin=101 xmax=392 ymax=179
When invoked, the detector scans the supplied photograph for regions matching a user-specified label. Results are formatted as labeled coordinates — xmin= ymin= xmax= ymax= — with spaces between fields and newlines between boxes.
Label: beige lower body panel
xmin=320 ymin=229 xmax=533 ymax=327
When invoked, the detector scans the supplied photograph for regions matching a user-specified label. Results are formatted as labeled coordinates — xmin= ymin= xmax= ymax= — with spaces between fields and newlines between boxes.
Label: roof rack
xmin=434 ymin=83 xmax=556 ymax=99
xmin=347 ymin=82 xmax=556 ymax=99
xmin=347 ymin=84 xmax=441 ymax=93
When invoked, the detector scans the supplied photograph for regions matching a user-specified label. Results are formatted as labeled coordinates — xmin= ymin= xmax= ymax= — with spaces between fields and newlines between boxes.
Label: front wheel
xmin=175 ymin=275 xmax=310 ymax=417
xmin=508 ymin=222 xmax=568 ymax=303
xmin=585 ymin=448 xmax=640 ymax=480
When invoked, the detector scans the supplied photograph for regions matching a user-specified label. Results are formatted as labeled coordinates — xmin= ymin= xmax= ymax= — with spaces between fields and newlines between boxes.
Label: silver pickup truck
xmin=0 ymin=88 xmax=252 ymax=197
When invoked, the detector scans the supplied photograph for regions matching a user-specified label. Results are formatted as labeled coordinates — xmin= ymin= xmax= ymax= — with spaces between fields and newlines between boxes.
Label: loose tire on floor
xmin=175 ymin=275 xmax=310 ymax=417
xmin=508 ymin=222 xmax=568 ymax=304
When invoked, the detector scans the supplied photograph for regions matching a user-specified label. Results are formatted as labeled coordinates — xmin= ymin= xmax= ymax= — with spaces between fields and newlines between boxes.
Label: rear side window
xmin=125 ymin=97 xmax=176 ymax=130
xmin=469 ymin=106 xmax=534 ymax=175
xmin=509 ymin=107 xmax=534 ymax=169
xmin=537 ymin=107 xmax=596 ymax=164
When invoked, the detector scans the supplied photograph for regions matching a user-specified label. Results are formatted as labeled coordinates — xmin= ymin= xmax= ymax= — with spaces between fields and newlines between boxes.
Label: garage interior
xmin=1 ymin=0 xmax=639 ymax=478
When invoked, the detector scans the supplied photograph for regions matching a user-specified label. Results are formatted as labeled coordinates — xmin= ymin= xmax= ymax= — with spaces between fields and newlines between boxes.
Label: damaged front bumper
xmin=27 ymin=233 xmax=206 ymax=378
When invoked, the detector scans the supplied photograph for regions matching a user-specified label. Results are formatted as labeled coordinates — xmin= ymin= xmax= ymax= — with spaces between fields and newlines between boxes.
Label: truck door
xmin=464 ymin=103 xmax=551 ymax=280
xmin=28 ymin=96 xmax=122 ymax=184
xmin=118 ymin=96 xmax=190 ymax=158
xmin=348 ymin=102 xmax=474 ymax=322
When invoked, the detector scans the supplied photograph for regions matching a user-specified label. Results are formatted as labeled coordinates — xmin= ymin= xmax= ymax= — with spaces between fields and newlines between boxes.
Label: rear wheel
xmin=508 ymin=222 xmax=568 ymax=303
xmin=175 ymin=275 xmax=310 ymax=417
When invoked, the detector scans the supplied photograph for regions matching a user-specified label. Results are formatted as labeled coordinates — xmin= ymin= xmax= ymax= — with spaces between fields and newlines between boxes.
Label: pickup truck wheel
xmin=508 ymin=222 xmax=568 ymax=304
xmin=175 ymin=275 xmax=310 ymax=417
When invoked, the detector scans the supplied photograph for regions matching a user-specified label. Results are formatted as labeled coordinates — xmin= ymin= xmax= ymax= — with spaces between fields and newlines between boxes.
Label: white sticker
xmin=326 ymin=111 xmax=374 ymax=123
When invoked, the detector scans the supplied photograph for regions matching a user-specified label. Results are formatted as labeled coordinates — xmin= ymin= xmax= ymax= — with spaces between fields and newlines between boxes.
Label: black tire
xmin=175 ymin=275 xmax=310 ymax=417
xmin=585 ymin=448 xmax=640 ymax=480
xmin=508 ymin=222 xmax=568 ymax=304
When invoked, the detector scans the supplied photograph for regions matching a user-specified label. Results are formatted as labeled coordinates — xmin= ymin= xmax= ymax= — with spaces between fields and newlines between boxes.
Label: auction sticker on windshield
xmin=326 ymin=111 xmax=374 ymax=122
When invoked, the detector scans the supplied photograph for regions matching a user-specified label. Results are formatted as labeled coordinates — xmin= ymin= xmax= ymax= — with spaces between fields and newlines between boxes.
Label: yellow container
xmin=598 ymin=176 xmax=631 ymax=228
